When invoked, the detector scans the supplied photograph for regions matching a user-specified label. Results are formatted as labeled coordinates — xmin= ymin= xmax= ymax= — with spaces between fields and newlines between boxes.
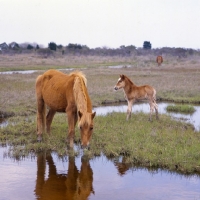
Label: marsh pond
xmin=1 ymin=102 xmax=200 ymax=199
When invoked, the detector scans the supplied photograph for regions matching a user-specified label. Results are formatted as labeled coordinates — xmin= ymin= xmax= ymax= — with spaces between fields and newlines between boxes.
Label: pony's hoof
xmin=81 ymin=145 xmax=90 ymax=150
xmin=37 ymin=136 xmax=42 ymax=142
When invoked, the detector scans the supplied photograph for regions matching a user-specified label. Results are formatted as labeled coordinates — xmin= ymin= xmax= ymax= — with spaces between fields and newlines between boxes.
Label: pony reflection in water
xmin=114 ymin=74 xmax=158 ymax=121
xmin=34 ymin=153 xmax=94 ymax=200
xmin=35 ymin=69 xmax=96 ymax=148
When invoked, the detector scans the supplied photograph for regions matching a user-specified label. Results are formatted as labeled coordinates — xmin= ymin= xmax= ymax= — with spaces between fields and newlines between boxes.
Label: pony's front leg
xmin=126 ymin=99 xmax=134 ymax=120
xmin=66 ymin=108 xmax=77 ymax=148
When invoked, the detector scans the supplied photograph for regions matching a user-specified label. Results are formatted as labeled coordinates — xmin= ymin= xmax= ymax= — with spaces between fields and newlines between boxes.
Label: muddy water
xmin=1 ymin=147 xmax=200 ymax=200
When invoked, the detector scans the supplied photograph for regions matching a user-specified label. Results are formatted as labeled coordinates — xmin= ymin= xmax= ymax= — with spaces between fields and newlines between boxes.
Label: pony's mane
xmin=123 ymin=75 xmax=134 ymax=85
xmin=70 ymin=71 xmax=87 ymax=86
xmin=72 ymin=71 xmax=92 ymax=127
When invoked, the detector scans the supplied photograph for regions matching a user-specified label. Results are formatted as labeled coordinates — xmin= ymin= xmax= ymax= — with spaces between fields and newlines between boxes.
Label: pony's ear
xmin=120 ymin=74 xmax=125 ymax=80
xmin=78 ymin=111 xmax=83 ymax=118
xmin=91 ymin=112 xmax=96 ymax=119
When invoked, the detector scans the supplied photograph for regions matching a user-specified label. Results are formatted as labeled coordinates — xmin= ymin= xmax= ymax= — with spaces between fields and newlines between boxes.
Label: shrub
xmin=48 ymin=42 xmax=57 ymax=51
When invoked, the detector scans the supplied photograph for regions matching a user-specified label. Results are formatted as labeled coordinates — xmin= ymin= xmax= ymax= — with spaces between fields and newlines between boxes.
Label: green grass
xmin=1 ymin=112 xmax=200 ymax=174
xmin=166 ymin=104 xmax=196 ymax=113
xmin=1 ymin=54 xmax=200 ymax=174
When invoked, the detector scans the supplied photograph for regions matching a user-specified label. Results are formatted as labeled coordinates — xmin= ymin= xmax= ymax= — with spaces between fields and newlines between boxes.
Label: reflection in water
xmin=34 ymin=153 xmax=94 ymax=200
xmin=1 ymin=147 xmax=200 ymax=200
xmin=114 ymin=157 xmax=132 ymax=176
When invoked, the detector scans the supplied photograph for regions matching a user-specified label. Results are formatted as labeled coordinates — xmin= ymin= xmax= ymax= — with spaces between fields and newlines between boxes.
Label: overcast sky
xmin=1 ymin=0 xmax=200 ymax=49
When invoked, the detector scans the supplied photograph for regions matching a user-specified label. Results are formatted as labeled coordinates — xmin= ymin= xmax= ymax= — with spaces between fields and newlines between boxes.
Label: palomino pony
xmin=114 ymin=74 xmax=158 ymax=121
xmin=35 ymin=69 xmax=96 ymax=148
xmin=156 ymin=55 xmax=163 ymax=66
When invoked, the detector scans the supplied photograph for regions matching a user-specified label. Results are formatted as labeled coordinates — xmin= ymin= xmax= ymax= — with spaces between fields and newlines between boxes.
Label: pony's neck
xmin=124 ymin=77 xmax=136 ymax=94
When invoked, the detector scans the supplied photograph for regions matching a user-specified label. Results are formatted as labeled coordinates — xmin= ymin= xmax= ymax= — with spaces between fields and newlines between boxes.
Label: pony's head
xmin=114 ymin=74 xmax=126 ymax=90
xmin=78 ymin=111 xmax=96 ymax=148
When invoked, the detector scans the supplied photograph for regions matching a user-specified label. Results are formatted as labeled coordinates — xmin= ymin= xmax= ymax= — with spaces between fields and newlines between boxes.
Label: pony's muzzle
xmin=114 ymin=86 xmax=118 ymax=90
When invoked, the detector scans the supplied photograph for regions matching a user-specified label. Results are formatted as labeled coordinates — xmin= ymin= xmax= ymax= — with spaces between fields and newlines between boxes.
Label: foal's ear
xmin=78 ymin=111 xmax=83 ymax=118
xmin=120 ymin=74 xmax=125 ymax=80
xmin=91 ymin=112 xmax=96 ymax=119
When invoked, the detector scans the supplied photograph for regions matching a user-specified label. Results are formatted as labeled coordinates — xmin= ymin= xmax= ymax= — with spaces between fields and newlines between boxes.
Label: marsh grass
xmin=1 ymin=54 xmax=200 ymax=116
xmin=166 ymin=104 xmax=196 ymax=113
xmin=1 ymin=112 xmax=200 ymax=173
xmin=1 ymin=54 xmax=200 ymax=174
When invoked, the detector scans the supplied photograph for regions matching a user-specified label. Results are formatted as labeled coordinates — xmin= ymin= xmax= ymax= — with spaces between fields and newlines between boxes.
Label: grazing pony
xmin=35 ymin=69 xmax=96 ymax=148
xmin=114 ymin=74 xmax=158 ymax=121
xmin=156 ymin=55 xmax=163 ymax=66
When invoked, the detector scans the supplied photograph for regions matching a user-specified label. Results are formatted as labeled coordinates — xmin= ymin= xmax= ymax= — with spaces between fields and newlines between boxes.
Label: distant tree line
xmin=0 ymin=41 xmax=199 ymax=58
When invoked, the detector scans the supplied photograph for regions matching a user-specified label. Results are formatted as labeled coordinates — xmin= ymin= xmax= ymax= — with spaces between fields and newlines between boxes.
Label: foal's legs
xmin=66 ymin=106 xmax=78 ymax=148
xmin=154 ymin=102 xmax=159 ymax=119
xmin=126 ymin=99 xmax=134 ymax=120
xmin=46 ymin=109 xmax=56 ymax=134
xmin=149 ymin=102 xmax=154 ymax=121
xmin=149 ymin=100 xmax=159 ymax=121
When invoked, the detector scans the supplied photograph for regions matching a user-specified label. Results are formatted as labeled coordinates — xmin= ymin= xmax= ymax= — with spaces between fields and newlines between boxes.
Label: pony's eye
xmin=90 ymin=127 xmax=93 ymax=130
xmin=80 ymin=126 xmax=82 ymax=130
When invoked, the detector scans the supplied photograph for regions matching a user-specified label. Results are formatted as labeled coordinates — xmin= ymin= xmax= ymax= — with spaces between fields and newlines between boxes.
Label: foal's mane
xmin=123 ymin=74 xmax=135 ymax=86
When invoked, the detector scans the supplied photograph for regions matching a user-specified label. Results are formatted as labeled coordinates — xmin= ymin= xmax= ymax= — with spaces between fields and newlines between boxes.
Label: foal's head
xmin=114 ymin=74 xmax=126 ymax=90
xmin=78 ymin=111 xmax=96 ymax=148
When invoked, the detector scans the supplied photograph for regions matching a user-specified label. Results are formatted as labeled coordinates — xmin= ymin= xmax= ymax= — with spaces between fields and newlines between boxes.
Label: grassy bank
xmin=1 ymin=54 xmax=200 ymax=174
xmin=166 ymin=104 xmax=196 ymax=113
xmin=0 ymin=112 xmax=199 ymax=174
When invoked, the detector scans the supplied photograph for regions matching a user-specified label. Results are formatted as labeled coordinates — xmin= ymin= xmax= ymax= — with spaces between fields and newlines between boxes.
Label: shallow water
xmin=0 ymin=68 xmax=74 ymax=74
xmin=94 ymin=102 xmax=200 ymax=131
xmin=1 ymin=147 xmax=200 ymax=200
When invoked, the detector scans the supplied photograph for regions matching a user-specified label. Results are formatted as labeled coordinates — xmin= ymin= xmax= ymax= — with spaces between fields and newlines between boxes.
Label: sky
xmin=1 ymin=0 xmax=200 ymax=49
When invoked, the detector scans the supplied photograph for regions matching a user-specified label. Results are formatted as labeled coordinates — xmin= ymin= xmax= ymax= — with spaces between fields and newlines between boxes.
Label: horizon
xmin=1 ymin=0 xmax=200 ymax=50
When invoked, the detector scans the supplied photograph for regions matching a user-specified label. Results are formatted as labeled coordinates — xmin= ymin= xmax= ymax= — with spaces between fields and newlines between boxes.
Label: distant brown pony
xmin=35 ymin=69 xmax=96 ymax=148
xmin=114 ymin=74 xmax=158 ymax=121
xmin=156 ymin=55 xmax=163 ymax=66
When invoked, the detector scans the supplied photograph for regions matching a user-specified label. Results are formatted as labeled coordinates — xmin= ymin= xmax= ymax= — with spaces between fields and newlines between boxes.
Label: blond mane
xmin=72 ymin=71 xmax=93 ymax=128
xmin=70 ymin=71 xmax=87 ymax=86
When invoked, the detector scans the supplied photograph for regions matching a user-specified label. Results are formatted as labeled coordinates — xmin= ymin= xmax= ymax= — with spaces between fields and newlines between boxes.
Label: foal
xmin=114 ymin=74 xmax=159 ymax=121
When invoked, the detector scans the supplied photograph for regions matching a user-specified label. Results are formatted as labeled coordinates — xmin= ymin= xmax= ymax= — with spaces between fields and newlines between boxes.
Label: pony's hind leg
xmin=154 ymin=102 xmax=159 ymax=120
xmin=149 ymin=103 xmax=153 ymax=121
xmin=46 ymin=109 xmax=56 ymax=134
xmin=149 ymin=101 xmax=159 ymax=121
xmin=36 ymin=98 xmax=46 ymax=142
